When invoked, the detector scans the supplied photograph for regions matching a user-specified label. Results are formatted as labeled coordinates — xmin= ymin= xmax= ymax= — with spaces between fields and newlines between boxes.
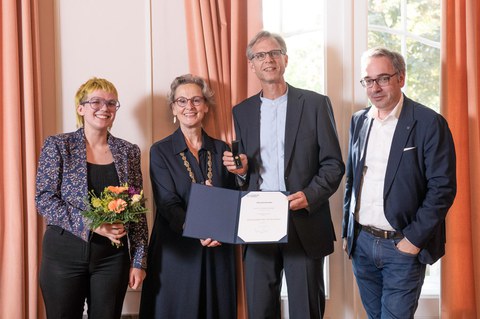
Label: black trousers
xmin=39 ymin=225 xmax=130 ymax=319
xmin=244 ymin=223 xmax=326 ymax=319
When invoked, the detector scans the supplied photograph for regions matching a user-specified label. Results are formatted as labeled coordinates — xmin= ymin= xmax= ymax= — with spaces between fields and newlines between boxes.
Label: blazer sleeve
xmin=401 ymin=114 xmax=456 ymax=248
xmin=35 ymin=136 xmax=86 ymax=234
xmin=149 ymin=143 xmax=187 ymax=234
xmin=126 ymin=144 xmax=148 ymax=269
xmin=342 ymin=116 xmax=356 ymax=238
xmin=301 ymin=95 xmax=345 ymax=213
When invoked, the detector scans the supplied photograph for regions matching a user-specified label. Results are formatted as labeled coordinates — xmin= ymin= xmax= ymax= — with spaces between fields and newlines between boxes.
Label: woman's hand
xmin=200 ymin=238 xmax=222 ymax=247
xmin=94 ymin=222 xmax=126 ymax=246
xmin=129 ymin=268 xmax=146 ymax=289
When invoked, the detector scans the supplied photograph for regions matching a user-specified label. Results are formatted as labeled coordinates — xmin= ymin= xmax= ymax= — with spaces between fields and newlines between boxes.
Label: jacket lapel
xmin=109 ymin=134 xmax=127 ymax=185
xmin=69 ymin=129 xmax=88 ymax=208
xmin=384 ymin=97 xmax=416 ymax=196
xmin=250 ymin=95 xmax=261 ymax=160
xmin=284 ymin=85 xmax=304 ymax=170
xmin=354 ymin=112 xmax=373 ymax=194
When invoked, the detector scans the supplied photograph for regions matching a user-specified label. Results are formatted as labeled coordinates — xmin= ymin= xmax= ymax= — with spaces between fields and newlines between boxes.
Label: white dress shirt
xmin=357 ymin=95 xmax=404 ymax=230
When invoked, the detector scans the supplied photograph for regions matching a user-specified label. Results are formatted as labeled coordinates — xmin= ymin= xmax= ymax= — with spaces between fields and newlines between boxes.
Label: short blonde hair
xmin=75 ymin=77 xmax=118 ymax=128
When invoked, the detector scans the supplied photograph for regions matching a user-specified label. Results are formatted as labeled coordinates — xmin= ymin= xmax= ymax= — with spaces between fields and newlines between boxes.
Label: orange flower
xmin=108 ymin=199 xmax=127 ymax=213
xmin=107 ymin=186 xmax=128 ymax=194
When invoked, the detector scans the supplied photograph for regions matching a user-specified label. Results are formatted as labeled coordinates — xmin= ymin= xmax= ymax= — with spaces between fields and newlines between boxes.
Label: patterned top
xmin=35 ymin=128 xmax=148 ymax=269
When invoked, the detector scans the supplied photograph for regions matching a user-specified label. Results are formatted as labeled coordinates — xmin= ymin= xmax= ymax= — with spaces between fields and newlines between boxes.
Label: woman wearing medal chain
xmin=139 ymin=74 xmax=242 ymax=318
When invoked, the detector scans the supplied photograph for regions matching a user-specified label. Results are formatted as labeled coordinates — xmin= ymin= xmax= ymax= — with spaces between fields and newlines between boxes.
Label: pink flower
xmin=108 ymin=199 xmax=127 ymax=213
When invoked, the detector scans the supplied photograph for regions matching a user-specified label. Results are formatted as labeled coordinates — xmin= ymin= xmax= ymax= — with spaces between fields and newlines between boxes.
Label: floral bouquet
xmin=82 ymin=184 xmax=147 ymax=247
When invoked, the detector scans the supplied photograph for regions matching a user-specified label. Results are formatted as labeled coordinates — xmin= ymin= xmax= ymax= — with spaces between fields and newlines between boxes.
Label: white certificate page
xmin=237 ymin=191 xmax=289 ymax=243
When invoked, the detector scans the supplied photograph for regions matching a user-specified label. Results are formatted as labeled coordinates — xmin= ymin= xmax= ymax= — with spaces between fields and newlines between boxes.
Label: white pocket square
xmin=403 ymin=146 xmax=416 ymax=151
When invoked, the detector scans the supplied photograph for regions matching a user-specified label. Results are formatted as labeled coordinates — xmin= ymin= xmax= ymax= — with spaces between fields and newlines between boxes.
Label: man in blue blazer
xmin=343 ymin=47 xmax=456 ymax=318
xmin=224 ymin=31 xmax=344 ymax=319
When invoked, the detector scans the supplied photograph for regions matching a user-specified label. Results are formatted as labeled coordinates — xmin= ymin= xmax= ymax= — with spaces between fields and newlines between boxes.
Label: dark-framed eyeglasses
xmin=250 ymin=49 xmax=285 ymax=61
xmin=360 ymin=73 xmax=398 ymax=88
xmin=80 ymin=98 xmax=120 ymax=111
xmin=173 ymin=96 xmax=205 ymax=108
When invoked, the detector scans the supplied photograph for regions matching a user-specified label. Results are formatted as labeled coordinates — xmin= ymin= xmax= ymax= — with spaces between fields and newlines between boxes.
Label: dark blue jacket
xmin=343 ymin=95 xmax=457 ymax=264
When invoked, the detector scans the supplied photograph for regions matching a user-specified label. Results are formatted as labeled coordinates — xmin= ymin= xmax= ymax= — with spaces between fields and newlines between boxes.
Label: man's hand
xmin=223 ymin=151 xmax=248 ymax=175
xmin=287 ymin=191 xmax=309 ymax=211
xmin=396 ymin=238 xmax=420 ymax=255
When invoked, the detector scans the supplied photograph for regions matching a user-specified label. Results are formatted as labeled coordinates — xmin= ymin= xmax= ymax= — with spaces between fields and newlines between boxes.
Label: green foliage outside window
xmin=368 ymin=0 xmax=441 ymax=111
xmin=283 ymin=32 xmax=324 ymax=93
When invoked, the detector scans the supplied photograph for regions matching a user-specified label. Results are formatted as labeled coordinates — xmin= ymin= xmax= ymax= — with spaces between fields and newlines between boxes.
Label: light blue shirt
xmin=259 ymin=91 xmax=288 ymax=191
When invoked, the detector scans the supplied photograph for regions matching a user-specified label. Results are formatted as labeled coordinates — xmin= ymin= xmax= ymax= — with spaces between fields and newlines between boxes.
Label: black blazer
xmin=149 ymin=128 xmax=235 ymax=233
xmin=343 ymin=95 xmax=457 ymax=264
xmin=233 ymin=84 xmax=345 ymax=258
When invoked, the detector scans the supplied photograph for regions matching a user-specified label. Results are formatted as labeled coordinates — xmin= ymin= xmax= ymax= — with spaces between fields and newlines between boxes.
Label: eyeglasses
xmin=80 ymin=98 xmax=120 ymax=111
xmin=250 ymin=49 xmax=285 ymax=61
xmin=173 ymin=96 xmax=205 ymax=108
xmin=360 ymin=73 xmax=398 ymax=88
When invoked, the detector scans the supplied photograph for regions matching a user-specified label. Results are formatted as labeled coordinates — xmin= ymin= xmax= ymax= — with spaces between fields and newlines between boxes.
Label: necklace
xmin=180 ymin=150 xmax=212 ymax=184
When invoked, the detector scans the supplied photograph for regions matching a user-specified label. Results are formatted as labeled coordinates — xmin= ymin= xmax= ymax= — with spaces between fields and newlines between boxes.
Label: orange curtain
xmin=0 ymin=0 xmax=44 ymax=318
xmin=183 ymin=1 xmax=263 ymax=318
xmin=183 ymin=0 xmax=262 ymax=142
xmin=441 ymin=0 xmax=480 ymax=318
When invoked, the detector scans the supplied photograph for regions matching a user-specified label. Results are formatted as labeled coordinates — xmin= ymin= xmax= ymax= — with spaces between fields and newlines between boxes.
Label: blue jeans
xmin=352 ymin=229 xmax=427 ymax=319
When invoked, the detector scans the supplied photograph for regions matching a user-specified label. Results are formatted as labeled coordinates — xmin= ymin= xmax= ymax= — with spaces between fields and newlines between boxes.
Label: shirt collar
xmin=260 ymin=86 xmax=289 ymax=103
xmin=171 ymin=128 xmax=216 ymax=155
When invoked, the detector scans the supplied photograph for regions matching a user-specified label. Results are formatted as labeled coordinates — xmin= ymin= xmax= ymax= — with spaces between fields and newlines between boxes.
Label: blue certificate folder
xmin=183 ymin=183 xmax=289 ymax=244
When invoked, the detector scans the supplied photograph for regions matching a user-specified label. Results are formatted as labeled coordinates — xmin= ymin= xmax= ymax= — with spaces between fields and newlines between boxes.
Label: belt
xmin=356 ymin=222 xmax=403 ymax=239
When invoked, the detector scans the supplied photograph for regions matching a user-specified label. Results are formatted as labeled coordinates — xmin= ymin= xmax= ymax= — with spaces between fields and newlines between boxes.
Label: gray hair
xmin=361 ymin=47 xmax=406 ymax=76
xmin=246 ymin=30 xmax=287 ymax=60
xmin=167 ymin=74 xmax=215 ymax=108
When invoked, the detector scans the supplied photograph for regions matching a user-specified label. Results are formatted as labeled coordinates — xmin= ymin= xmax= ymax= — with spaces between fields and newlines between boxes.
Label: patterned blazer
xmin=35 ymin=128 xmax=148 ymax=268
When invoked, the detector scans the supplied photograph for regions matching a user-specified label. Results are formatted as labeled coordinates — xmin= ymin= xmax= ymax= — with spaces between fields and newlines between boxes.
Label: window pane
xmin=368 ymin=31 xmax=401 ymax=52
xmin=282 ymin=32 xmax=324 ymax=93
xmin=422 ymin=260 xmax=441 ymax=296
xmin=263 ymin=0 xmax=325 ymax=93
xmin=405 ymin=38 xmax=441 ymax=111
xmin=407 ymin=0 xmax=441 ymax=42
xmin=368 ymin=0 xmax=402 ymax=30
